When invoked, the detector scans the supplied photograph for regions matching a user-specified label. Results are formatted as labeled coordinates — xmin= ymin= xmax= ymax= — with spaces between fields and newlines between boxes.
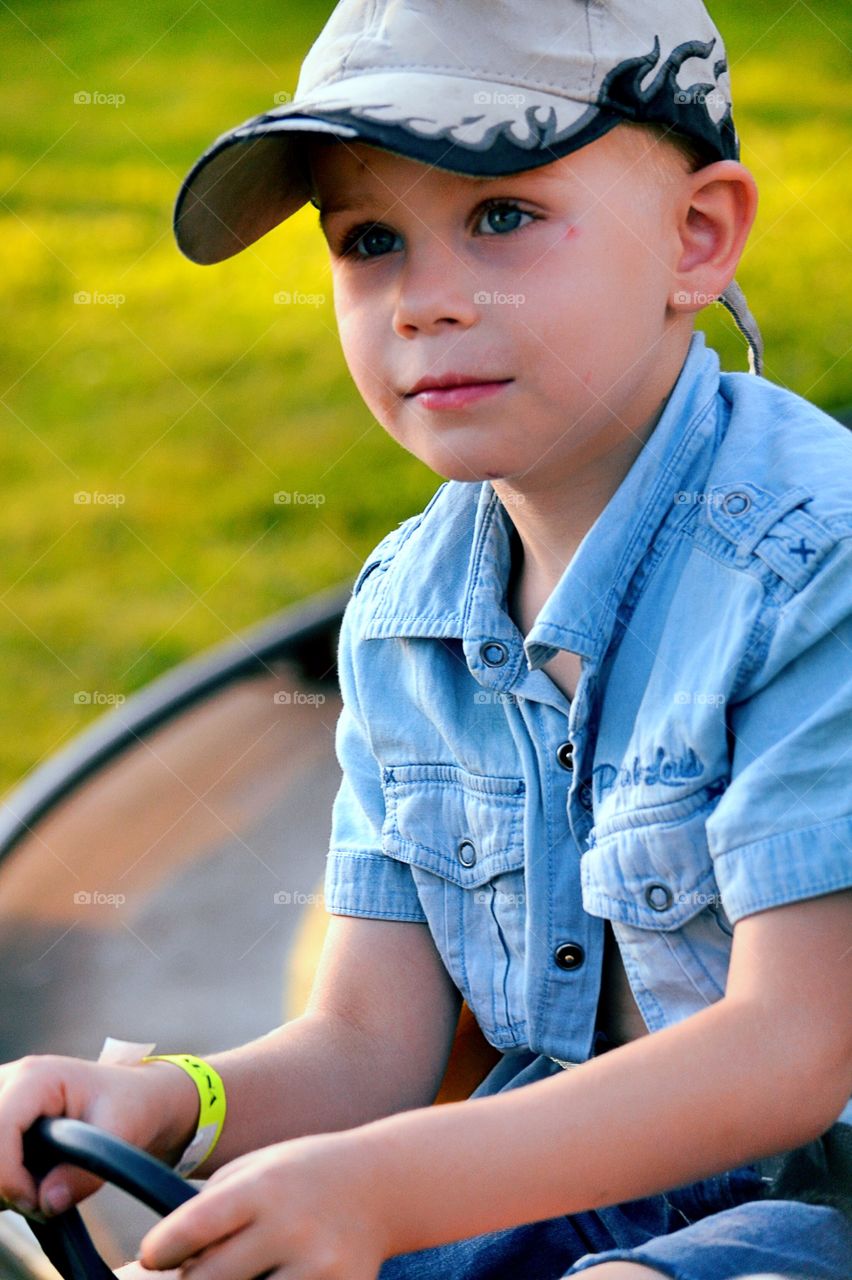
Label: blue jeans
xmin=376 ymin=1050 xmax=852 ymax=1280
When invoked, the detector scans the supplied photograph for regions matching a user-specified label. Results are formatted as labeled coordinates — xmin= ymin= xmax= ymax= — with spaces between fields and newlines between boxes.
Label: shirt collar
xmin=362 ymin=332 xmax=724 ymax=667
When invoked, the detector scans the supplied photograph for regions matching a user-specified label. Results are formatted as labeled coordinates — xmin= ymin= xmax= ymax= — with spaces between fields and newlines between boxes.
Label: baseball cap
xmin=173 ymin=0 xmax=764 ymax=374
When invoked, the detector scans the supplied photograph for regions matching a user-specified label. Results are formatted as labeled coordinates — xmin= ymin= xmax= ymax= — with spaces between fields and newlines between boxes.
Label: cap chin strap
xmin=719 ymin=279 xmax=764 ymax=377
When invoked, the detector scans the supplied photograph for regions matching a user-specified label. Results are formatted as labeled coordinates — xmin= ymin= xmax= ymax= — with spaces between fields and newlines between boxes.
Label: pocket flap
xmin=381 ymin=763 xmax=525 ymax=888
xmin=581 ymin=783 xmax=725 ymax=931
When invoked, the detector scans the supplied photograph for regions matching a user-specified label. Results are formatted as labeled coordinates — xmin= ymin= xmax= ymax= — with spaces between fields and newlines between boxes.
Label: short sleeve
xmin=323 ymin=593 xmax=427 ymax=922
xmin=705 ymin=535 xmax=852 ymax=923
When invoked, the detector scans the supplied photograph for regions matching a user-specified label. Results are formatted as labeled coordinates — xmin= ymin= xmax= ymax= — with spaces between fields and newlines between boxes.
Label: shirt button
xmin=578 ymin=779 xmax=594 ymax=810
xmin=556 ymin=741 xmax=574 ymax=771
xmin=457 ymin=838 xmax=477 ymax=867
xmin=554 ymin=942 xmax=585 ymax=971
xmin=480 ymin=640 xmax=509 ymax=667
xmin=645 ymin=882 xmax=673 ymax=911
xmin=722 ymin=490 xmax=751 ymax=517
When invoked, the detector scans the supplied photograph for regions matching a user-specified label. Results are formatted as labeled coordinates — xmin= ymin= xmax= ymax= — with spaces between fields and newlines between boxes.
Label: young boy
xmin=1 ymin=2 xmax=850 ymax=1278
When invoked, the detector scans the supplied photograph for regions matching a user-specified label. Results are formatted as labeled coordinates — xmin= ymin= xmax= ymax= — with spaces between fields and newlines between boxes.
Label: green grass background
xmin=1 ymin=0 xmax=850 ymax=793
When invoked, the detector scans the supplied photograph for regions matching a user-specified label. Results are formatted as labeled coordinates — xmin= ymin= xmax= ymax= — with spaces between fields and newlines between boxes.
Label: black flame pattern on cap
xmin=599 ymin=36 xmax=738 ymax=161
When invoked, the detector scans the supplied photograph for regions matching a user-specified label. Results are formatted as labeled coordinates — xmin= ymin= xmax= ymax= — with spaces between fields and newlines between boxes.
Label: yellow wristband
xmin=142 ymin=1054 xmax=226 ymax=1177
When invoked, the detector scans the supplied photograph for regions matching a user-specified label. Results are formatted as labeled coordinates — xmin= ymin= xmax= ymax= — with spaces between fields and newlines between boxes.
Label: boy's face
xmin=307 ymin=127 xmax=692 ymax=490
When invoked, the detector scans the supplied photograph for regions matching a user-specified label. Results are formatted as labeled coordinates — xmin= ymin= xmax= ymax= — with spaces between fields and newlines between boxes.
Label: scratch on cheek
xmin=563 ymin=224 xmax=580 ymax=240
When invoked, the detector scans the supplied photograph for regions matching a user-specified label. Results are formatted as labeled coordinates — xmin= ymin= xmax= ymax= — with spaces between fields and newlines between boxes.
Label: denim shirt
xmin=324 ymin=331 xmax=852 ymax=1098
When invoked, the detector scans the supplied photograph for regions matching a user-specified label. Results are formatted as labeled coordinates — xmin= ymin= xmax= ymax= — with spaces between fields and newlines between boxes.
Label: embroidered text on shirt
xmin=593 ymin=746 xmax=705 ymax=803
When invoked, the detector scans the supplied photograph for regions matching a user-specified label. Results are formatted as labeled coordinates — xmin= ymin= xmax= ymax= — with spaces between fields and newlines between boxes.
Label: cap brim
xmin=173 ymin=122 xmax=341 ymax=266
xmin=173 ymin=72 xmax=622 ymax=265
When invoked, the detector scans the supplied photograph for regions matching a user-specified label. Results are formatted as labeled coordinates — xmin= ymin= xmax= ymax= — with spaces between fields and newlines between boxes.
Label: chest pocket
xmin=581 ymin=782 xmax=734 ymax=1030
xmin=381 ymin=763 xmax=527 ymax=1049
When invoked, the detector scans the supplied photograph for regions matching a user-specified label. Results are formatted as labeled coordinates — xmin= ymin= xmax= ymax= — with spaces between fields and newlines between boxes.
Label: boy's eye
xmin=475 ymin=199 xmax=535 ymax=236
xmin=335 ymin=199 xmax=535 ymax=260
xmin=339 ymin=223 xmax=401 ymax=260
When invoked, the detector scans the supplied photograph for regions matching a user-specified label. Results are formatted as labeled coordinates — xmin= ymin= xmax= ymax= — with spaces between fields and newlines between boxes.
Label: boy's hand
xmin=138 ymin=1129 xmax=391 ymax=1280
xmin=116 ymin=1264 xmax=180 ymax=1280
xmin=0 ymin=1055 xmax=197 ymax=1217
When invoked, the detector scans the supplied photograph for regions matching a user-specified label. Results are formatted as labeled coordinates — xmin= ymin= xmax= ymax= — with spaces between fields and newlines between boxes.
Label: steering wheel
xmin=19 ymin=1117 xmax=196 ymax=1279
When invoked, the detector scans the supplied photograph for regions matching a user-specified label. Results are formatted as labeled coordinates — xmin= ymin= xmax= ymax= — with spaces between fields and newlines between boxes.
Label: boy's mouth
xmin=405 ymin=373 xmax=514 ymax=396
xmin=404 ymin=374 xmax=515 ymax=410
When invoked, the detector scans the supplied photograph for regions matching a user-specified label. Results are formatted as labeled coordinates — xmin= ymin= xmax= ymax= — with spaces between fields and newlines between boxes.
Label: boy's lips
xmin=404 ymin=374 xmax=515 ymax=411
xmin=405 ymin=372 xmax=514 ymax=396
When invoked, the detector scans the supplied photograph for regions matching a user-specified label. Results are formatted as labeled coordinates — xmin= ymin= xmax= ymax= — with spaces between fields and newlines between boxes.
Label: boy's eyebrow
xmin=313 ymin=168 xmax=567 ymax=225
xmin=314 ymin=194 xmax=378 ymax=222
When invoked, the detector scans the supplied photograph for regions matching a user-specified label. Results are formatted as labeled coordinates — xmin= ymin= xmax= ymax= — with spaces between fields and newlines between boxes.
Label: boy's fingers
xmin=0 ymin=1195 xmax=32 ymax=1215
xmin=206 ymin=1156 xmax=254 ymax=1186
xmin=37 ymin=1165 xmax=103 ymax=1216
xmin=116 ymin=1264 xmax=182 ymax=1280
xmin=139 ymin=1189 xmax=254 ymax=1270
xmin=163 ymin=1229 xmax=275 ymax=1280
xmin=0 ymin=1177 xmax=38 ymax=1216
xmin=0 ymin=1128 xmax=40 ymax=1210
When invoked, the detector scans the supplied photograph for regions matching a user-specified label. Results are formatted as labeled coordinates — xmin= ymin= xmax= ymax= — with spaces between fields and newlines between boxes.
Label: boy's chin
xmin=430 ymin=467 xmax=514 ymax=486
xmin=412 ymin=452 xmax=518 ymax=485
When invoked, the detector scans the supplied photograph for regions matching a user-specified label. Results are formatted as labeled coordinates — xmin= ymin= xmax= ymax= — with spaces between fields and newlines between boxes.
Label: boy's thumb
xmin=38 ymin=1165 xmax=102 ymax=1217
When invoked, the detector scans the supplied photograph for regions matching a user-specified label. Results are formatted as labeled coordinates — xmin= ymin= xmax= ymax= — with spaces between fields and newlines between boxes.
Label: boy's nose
xmin=392 ymin=247 xmax=481 ymax=338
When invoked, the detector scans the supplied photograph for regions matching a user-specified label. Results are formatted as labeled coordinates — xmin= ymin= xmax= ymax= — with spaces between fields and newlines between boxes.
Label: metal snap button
xmin=554 ymin=941 xmax=585 ymax=971
xmin=480 ymin=640 xmax=509 ymax=667
xmin=556 ymin=741 xmax=574 ymax=771
xmin=457 ymin=838 xmax=477 ymax=867
xmin=721 ymin=491 xmax=751 ymax=517
xmin=645 ymin=882 xmax=673 ymax=912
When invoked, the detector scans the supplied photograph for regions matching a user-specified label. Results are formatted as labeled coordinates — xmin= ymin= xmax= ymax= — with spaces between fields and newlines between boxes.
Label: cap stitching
xmin=304 ymin=63 xmax=603 ymax=100
xmin=336 ymin=0 xmax=380 ymax=80
xmin=584 ymin=0 xmax=597 ymax=100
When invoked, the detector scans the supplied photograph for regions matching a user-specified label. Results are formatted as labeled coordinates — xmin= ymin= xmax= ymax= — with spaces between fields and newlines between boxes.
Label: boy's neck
xmin=495 ymin=329 xmax=691 ymax=601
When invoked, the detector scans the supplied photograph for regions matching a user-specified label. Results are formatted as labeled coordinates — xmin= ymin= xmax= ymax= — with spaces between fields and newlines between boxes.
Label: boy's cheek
xmin=336 ymin=323 xmax=408 ymax=417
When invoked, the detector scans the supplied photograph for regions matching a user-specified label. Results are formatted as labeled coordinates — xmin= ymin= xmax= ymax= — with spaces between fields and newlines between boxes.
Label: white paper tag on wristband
xmin=173 ymin=1121 xmax=219 ymax=1178
xmin=97 ymin=1036 xmax=156 ymax=1064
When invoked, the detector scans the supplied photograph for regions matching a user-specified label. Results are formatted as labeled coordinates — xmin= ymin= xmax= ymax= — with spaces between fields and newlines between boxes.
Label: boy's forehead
xmin=306 ymin=136 xmax=580 ymax=214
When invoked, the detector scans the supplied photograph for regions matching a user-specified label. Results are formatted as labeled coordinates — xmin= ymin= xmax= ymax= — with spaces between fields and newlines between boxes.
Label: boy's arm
xmin=153 ymin=913 xmax=463 ymax=1174
xmin=354 ymin=888 xmax=852 ymax=1257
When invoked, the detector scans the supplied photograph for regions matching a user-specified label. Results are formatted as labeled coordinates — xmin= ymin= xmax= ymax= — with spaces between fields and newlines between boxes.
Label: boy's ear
xmin=669 ymin=161 xmax=758 ymax=315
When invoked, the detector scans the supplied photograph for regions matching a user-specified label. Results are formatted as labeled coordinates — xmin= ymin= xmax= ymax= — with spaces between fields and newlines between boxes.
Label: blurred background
xmin=1 ymin=0 xmax=850 ymax=795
